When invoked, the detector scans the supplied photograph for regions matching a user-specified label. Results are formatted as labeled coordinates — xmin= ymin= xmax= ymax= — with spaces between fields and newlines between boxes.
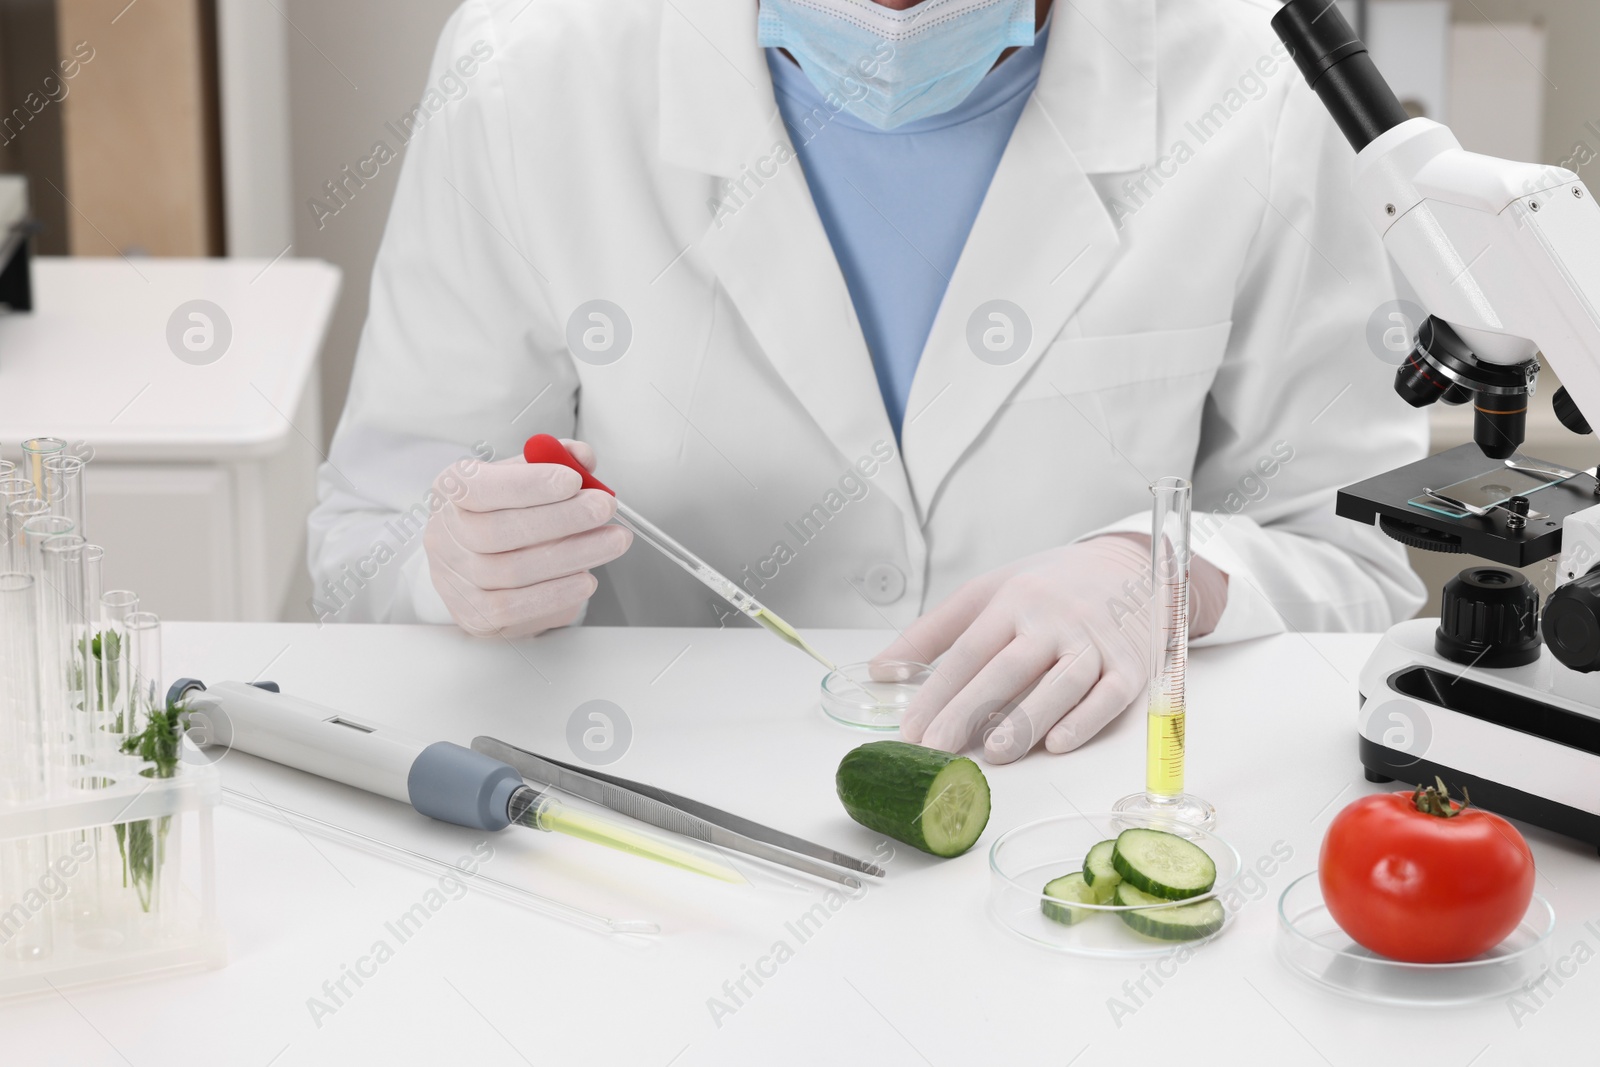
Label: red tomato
xmin=1319 ymin=784 xmax=1535 ymax=963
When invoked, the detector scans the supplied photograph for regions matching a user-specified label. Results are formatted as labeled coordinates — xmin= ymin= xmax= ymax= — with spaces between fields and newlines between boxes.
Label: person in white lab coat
xmin=307 ymin=0 xmax=1427 ymax=761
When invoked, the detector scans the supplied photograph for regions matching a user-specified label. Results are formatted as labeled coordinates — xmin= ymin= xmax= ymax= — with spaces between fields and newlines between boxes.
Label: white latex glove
xmin=422 ymin=441 xmax=632 ymax=638
xmin=875 ymin=535 xmax=1227 ymax=763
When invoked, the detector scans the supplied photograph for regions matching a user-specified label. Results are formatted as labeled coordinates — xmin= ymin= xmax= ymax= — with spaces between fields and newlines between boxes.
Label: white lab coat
xmin=307 ymin=0 xmax=1428 ymax=640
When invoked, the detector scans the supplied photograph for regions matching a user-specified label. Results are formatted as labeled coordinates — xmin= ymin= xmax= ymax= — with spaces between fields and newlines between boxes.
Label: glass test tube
xmin=0 ymin=475 xmax=31 ymax=504
xmin=125 ymin=612 xmax=162 ymax=743
xmin=8 ymin=497 xmax=49 ymax=572
xmin=70 ymin=545 xmax=109 ymax=932
xmin=43 ymin=455 xmax=86 ymax=541
xmin=0 ymin=573 xmax=54 ymax=961
xmin=0 ymin=572 xmax=46 ymax=799
xmin=23 ymin=515 xmax=76 ymax=760
xmin=122 ymin=613 xmax=169 ymax=920
xmin=58 ymin=540 xmax=99 ymax=747
xmin=80 ymin=547 xmax=105 ymax=734
xmin=38 ymin=534 xmax=87 ymax=764
xmin=21 ymin=438 xmax=64 ymax=498
xmin=1114 ymin=477 xmax=1215 ymax=830
xmin=20 ymin=511 xmax=72 ymax=575
xmin=100 ymin=591 xmax=139 ymax=738
xmin=0 ymin=478 xmax=35 ymax=570
xmin=21 ymin=509 xmax=72 ymax=572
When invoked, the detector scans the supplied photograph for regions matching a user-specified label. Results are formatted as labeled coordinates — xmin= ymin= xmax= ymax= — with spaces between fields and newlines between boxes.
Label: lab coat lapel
xmin=659 ymin=0 xmax=920 ymax=526
xmin=697 ymin=142 xmax=921 ymax=523
xmin=899 ymin=0 xmax=1157 ymax=515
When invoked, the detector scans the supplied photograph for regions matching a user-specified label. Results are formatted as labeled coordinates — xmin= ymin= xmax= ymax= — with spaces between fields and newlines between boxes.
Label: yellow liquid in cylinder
xmin=1145 ymin=702 xmax=1186 ymax=798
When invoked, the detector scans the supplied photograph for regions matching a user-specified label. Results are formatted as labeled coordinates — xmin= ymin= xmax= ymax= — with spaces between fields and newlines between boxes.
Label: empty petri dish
xmin=988 ymin=811 xmax=1243 ymax=958
xmin=1275 ymin=871 xmax=1555 ymax=1006
xmin=820 ymin=660 xmax=932 ymax=730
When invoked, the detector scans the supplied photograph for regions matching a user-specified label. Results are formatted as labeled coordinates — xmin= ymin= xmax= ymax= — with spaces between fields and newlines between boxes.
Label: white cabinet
xmin=85 ymin=464 xmax=237 ymax=619
xmin=0 ymin=257 xmax=340 ymax=621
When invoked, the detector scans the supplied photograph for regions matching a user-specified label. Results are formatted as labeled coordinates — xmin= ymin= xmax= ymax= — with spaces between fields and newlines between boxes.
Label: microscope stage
xmin=1338 ymin=444 xmax=1599 ymax=566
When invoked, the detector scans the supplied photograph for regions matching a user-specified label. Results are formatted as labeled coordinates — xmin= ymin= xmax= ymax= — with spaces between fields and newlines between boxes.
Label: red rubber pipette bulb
xmin=523 ymin=434 xmax=614 ymax=496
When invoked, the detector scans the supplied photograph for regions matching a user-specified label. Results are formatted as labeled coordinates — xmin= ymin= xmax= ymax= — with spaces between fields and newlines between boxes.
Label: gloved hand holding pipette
xmin=519 ymin=435 xmax=836 ymax=669
xmin=422 ymin=439 xmax=632 ymax=638
xmin=423 ymin=434 xmax=835 ymax=667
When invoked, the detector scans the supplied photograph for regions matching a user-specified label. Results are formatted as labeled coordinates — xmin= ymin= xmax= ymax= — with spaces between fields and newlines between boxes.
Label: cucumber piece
xmin=1111 ymin=828 xmax=1216 ymax=900
xmin=1042 ymin=872 xmax=1102 ymax=926
xmin=1113 ymin=883 xmax=1226 ymax=941
xmin=835 ymin=741 xmax=991 ymax=857
xmin=1083 ymin=839 xmax=1121 ymax=890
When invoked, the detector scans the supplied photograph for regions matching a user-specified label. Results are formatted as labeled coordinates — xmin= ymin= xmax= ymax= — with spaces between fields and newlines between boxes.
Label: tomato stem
xmin=1411 ymin=775 xmax=1472 ymax=818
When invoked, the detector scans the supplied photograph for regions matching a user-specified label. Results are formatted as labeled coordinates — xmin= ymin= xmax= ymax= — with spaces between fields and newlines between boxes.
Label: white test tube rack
xmin=1 ymin=439 xmax=225 ymax=998
xmin=0 ymin=747 xmax=225 ymax=999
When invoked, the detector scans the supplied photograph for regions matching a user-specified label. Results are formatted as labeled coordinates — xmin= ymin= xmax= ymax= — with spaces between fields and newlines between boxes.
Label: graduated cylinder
xmin=1146 ymin=477 xmax=1191 ymax=799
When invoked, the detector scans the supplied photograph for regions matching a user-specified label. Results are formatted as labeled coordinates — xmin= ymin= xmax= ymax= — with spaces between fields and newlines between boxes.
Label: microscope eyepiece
xmin=1271 ymin=0 xmax=1412 ymax=152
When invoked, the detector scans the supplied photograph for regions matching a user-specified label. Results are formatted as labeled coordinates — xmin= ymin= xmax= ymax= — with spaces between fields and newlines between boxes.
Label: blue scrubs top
xmin=766 ymin=22 xmax=1050 ymax=437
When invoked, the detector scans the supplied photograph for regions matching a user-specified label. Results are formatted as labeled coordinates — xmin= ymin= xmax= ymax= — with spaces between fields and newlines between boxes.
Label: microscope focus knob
xmin=1436 ymin=567 xmax=1541 ymax=668
xmin=1553 ymin=386 xmax=1592 ymax=436
xmin=1543 ymin=569 xmax=1600 ymax=672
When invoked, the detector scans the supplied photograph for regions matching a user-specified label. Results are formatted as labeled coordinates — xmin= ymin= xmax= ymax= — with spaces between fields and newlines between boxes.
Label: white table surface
xmin=4 ymin=623 xmax=1592 ymax=1066
xmin=0 ymin=257 xmax=340 ymax=459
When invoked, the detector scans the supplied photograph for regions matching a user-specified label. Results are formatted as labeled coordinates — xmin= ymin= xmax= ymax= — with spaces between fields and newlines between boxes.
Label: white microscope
xmin=1272 ymin=0 xmax=1600 ymax=849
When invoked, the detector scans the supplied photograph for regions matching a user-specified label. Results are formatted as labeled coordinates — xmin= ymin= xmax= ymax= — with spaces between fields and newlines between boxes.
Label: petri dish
xmin=987 ymin=812 xmax=1242 ymax=958
xmin=1276 ymin=872 xmax=1555 ymax=1006
xmin=820 ymin=660 xmax=931 ymax=730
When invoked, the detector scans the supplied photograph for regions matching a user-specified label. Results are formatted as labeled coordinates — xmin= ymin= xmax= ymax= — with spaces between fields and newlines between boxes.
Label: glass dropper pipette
xmin=523 ymin=435 xmax=836 ymax=670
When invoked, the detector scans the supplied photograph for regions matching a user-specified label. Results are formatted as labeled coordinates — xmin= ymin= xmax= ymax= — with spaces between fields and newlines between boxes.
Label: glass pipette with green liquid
xmin=512 ymin=788 xmax=746 ymax=883
xmin=523 ymin=435 xmax=836 ymax=670
xmin=222 ymin=787 xmax=665 ymax=935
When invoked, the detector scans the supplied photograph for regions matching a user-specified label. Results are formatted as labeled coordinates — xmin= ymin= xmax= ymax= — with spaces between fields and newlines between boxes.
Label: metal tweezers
xmin=472 ymin=735 xmax=886 ymax=889
xmin=1503 ymin=459 xmax=1580 ymax=481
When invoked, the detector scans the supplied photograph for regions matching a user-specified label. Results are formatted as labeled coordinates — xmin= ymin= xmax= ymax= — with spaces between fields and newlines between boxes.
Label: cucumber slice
xmin=1111 ymin=828 xmax=1217 ymax=900
xmin=1083 ymin=839 xmax=1121 ymax=890
xmin=835 ymin=742 xmax=991 ymax=857
xmin=1113 ymin=883 xmax=1226 ymax=941
xmin=1042 ymin=872 xmax=1102 ymax=926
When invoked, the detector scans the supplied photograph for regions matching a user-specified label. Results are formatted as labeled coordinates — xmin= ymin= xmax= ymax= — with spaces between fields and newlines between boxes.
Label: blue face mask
xmin=758 ymin=0 xmax=1036 ymax=131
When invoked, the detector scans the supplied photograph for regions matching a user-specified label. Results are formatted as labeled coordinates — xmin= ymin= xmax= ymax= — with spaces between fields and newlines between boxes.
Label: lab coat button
xmin=861 ymin=564 xmax=907 ymax=605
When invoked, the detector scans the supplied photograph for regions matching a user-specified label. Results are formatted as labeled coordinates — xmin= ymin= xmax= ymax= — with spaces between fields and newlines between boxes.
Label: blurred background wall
xmin=278 ymin=0 xmax=459 ymax=442
xmin=1452 ymin=0 xmax=1600 ymax=176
